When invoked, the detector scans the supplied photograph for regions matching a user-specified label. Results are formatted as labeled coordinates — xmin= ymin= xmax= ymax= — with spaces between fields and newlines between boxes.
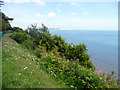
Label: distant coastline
xmin=49 ymin=29 xmax=117 ymax=31
xmin=49 ymin=28 xmax=72 ymax=30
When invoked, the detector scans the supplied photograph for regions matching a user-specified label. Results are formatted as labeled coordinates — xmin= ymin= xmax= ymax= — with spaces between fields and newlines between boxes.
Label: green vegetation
xmin=25 ymin=24 xmax=95 ymax=69
xmin=6 ymin=24 xmax=119 ymax=88
xmin=2 ymin=34 xmax=68 ymax=88
xmin=1 ymin=12 xmax=12 ymax=31
xmin=12 ymin=27 xmax=23 ymax=32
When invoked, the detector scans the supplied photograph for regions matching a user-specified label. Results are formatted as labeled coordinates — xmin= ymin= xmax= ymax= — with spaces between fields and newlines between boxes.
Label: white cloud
xmin=47 ymin=12 xmax=56 ymax=18
xmin=83 ymin=11 xmax=89 ymax=15
xmin=4 ymin=0 xmax=45 ymax=5
xmin=4 ymin=0 xmax=11 ymax=3
xmin=32 ymin=0 xmax=45 ymax=5
xmin=4 ymin=0 xmax=31 ymax=3
xmin=72 ymin=12 xmax=76 ymax=15
xmin=57 ymin=9 xmax=61 ymax=13
xmin=36 ymin=13 xmax=44 ymax=17
xmin=70 ymin=2 xmax=76 ymax=5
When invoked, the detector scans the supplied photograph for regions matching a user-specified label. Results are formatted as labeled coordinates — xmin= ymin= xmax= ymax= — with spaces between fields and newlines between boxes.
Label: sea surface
xmin=50 ymin=30 xmax=118 ymax=76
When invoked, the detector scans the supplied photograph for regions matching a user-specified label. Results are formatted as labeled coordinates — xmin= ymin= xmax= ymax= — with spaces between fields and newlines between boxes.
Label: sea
xmin=50 ymin=30 xmax=118 ymax=77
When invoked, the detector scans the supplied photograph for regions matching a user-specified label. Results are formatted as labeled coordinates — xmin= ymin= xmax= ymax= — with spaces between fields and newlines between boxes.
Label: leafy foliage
xmin=10 ymin=32 xmax=29 ymax=44
xmin=34 ymin=46 xmax=46 ymax=58
xmin=10 ymin=32 xmax=36 ymax=50
xmin=1 ymin=12 xmax=12 ymax=31
xmin=27 ymin=24 xmax=49 ymax=45
xmin=39 ymin=51 xmax=118 ymax=88
xmin=13 ymin=27 xmax=23 ymax=32
xmin=41 ymin=23 xmax=49 ymax=33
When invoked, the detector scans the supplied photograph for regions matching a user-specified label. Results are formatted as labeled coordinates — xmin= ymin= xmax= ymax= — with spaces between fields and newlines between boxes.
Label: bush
xmin=39 ymin=33 xmax=55 ymax=51
xmin=39 ymin=54 xmax=118 ymax=88
xmin=34 ymin=46 xmax=46 ymax=58
xmin=10 ymin=32 xmax=31 ymax=44
xmin=22 ymin=39 xmax=36 ymax=50
xmin=13 ymin=27 xmax=23 ymax=32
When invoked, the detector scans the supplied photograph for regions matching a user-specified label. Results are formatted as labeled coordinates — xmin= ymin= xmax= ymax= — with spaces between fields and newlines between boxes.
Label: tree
xmin=41 ymin=23 xmax=49 ymax=33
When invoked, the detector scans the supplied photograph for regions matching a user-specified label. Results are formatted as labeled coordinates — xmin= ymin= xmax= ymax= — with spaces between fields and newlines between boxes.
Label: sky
xmin=2 ymin=0 xmax=118 ymax=30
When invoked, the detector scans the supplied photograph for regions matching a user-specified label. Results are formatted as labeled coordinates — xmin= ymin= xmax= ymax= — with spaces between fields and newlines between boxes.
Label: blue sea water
xmin=50 ymin=30 xmax=118 ymax=76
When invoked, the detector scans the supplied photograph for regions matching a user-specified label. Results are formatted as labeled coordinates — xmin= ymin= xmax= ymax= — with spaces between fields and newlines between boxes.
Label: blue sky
xmin=2 ymin=0 xmax=118 ymax=30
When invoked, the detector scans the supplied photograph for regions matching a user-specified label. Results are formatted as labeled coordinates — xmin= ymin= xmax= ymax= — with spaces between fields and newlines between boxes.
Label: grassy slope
xmin=2 ymin=34 xmax=68 ymax=88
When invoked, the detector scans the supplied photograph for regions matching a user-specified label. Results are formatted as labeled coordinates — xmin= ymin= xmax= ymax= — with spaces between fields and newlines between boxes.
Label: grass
xmin=2 ymin=34 xmax=68 ymax=88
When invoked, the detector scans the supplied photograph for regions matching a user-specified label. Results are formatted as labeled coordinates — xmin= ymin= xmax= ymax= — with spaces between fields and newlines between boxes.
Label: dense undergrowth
xmin=9 ymin=24 xmax=119 ymax=88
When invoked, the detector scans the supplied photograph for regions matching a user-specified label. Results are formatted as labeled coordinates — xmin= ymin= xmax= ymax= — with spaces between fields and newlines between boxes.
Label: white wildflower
xmin=24 ymin=67 xmax=28 ymax=70
xmin=54 ymin=74 xmax=57 ymax=77
xmin=19 ymin=73 xmax=21 ymax=75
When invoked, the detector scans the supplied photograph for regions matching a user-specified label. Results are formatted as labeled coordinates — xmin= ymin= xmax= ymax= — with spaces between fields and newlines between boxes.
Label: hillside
xmin=2 ymin=32 xmax=119 ymax=88
xmin=1 ymin=22 xmax=119 ymax=88
xmin=2 ymin=34 xmax=68 ymax=88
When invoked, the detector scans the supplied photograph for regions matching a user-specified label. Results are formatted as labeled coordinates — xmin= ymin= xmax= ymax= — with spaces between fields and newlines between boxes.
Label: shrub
xmin=10 ymin=32 xmax=31 ymax=44
xmin=39 ymin=54 xmax=118 ymax=88
xmin=52 ymin=35 xmax=68 ymax=54
xmin=22 ymin=39 xmax=36 ymax=50
xmin=13 ymin=27 xmax=23 ymax=32
xmin=10 ymin=32 xmax=37 ymax=50
xmin=34 ymin=46 xmax=46 ymax=58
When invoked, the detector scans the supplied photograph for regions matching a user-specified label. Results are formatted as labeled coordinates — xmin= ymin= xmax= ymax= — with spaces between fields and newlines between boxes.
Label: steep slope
xmin=2 ymin=34 xmax=68 ymax=88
